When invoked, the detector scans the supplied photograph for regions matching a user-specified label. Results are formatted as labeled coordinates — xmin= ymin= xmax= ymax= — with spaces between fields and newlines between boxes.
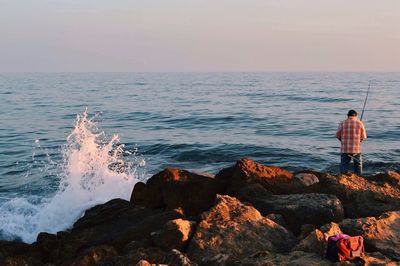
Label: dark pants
xmin=340 ymin=153 xmax=362 ymax=176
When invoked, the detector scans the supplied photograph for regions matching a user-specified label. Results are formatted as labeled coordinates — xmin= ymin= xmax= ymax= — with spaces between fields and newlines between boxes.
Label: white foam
xmin=0 ymin=110 xmax=142 ymax=243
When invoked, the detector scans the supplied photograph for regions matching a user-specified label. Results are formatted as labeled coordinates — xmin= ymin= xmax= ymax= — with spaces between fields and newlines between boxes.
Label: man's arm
xmin=336 ymin=122 xmax=342 ymax=141
xmin=360 ymin=122 xmax=367 ymax=142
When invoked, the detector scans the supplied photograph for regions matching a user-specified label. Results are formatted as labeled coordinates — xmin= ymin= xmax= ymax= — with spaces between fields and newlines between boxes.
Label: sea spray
xmin=0 ymin=110 xmax=144 ymax=243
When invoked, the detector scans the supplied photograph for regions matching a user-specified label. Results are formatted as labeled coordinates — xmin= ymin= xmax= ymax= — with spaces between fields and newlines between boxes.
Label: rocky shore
xmin=1 ymin=158 xmax=400 ymax=265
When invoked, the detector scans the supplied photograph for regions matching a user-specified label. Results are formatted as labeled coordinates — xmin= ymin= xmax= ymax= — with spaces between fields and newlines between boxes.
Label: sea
xmin=0 ymin=72 xmax=399 ymax=243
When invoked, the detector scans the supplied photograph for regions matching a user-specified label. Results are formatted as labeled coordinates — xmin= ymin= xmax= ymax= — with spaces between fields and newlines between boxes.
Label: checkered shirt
xmin=336 ymin=117 xmax=367 ymax=154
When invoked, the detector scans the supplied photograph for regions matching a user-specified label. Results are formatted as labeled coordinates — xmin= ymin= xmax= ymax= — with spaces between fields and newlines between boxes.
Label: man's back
xmin=336 ymin=117 xmax=367 ymax=154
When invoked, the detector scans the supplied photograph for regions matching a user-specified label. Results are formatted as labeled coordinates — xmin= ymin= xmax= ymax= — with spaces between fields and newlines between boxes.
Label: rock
xmin=215 ymin=158 xmax=303 ymax=195
xmin=113 ymin=247 xmax=166 ymax=266
xmin=266 ymin=213 xmax=287 ymax=228
xmin=317 ymin=173 xmax=400 ymax=218
xmin=369 ymin=171 xmax=400 ymax=186
xmin=295 ymin=172 xmax=319 ymax=186
xmin=1 ymin=255 xmax=42 ymax=266
xmin=70 ymin=245 xmax=118 ymax=266
xmin=0 ymin=240 xmax=30 ymax=261
xmin=151 ymin=218 xmax=196 ymax=251
xmin=0 ymin=240 xmax=42 ymax=266
xmin=114 ymin=247 xmax=196 ymax=266
xmin=187 ymin=195 xmax=297 ymax=265
xmin=131 ymin=168 xmax=223 ymax=217
xmin=236 ymin=250 xmax=332 ymax=265
xmin=339 ymin=211 xmax=400 ymax=261
xmin=40 ymin=198 xmax=183 ymax=264
xmin=298 ymin=224 xmax=316 ymax=240
xmin=166 ymin=249 xmax=198 ymax=266
xmin=239 ymin=191 xmax=344 ymax=235
xmin=136 ymin=260 xmax=152 ymax=266
xmin=36 ymin=232 xmax=59 ymax=263
xmin=362 ymin=252 xmax=398 ymax=265
xmin=294 ymin=222 xmax=342 ymax=256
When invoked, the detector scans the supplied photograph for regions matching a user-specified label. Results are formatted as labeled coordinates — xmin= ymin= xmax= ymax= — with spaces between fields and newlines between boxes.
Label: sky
xmin=1 ymin=0 xmax=399 ymax=72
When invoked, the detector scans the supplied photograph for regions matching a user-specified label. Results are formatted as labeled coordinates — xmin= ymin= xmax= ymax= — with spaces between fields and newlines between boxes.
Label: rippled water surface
xmin=0 ymin=72 xmax=399 ymax=241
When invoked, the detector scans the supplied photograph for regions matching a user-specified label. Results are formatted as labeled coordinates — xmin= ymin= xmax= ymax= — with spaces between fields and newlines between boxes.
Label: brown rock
xmin=317 ymin=172 xmax=400 ymax=218
xmin=0 ymin=240 xmax=30 ymax=261
xmin=236 ymin=250 xmax=332 ymax=266
xmin=294 ymin=222 xmax=342 ymax=256
xmin=39 ymin=198 xmax=183 ymax=264
xmin=70 ymin=245 xmax=118 ymax=266
xmin=136 ymin=260 xmax=152 ymax=266
xmin=131 ymin=168 xmax=223 ymax=217
xmin=187 ymin=195 xmax=297 ymax=265
xmin=113 ymin=247 xmax=197 ymax=266
xmin=362 ymin=252 xmax=398 ymax=266
xmin=339 ymin=211 xmax=400 ymax=261
xmin=239 ymin=191 xmax=344 ymax=235
xmin=0 ymin=240 xmax=42 ymax=266
xmin=151 ymin=218 xmax=196 ymax=251
xmin=215 ymin=158 xmax=300 ymax=195
xmin=369 ymin=171 xmax=400 ymax=186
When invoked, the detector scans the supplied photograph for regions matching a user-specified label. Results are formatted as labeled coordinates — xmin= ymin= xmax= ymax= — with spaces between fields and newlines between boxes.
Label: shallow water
xmin=0 ymin=72 xmax=399 ymax=242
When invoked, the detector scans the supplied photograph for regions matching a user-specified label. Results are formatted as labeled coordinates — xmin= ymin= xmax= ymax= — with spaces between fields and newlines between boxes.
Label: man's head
xmin=347 ymin=110 xmax=357 ymax=117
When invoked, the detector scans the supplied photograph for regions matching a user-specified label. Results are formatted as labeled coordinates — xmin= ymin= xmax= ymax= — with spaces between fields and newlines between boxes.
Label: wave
xmin=0 ymin=110 xmax=145 ymax=243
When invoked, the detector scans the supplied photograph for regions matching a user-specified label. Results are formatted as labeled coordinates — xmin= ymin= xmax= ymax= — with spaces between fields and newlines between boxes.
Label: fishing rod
xmin=360 ymin=80 xmax=372 ymax=121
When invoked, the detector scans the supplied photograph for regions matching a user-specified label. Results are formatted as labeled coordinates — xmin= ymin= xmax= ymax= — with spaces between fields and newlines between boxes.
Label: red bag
xmin=337 ymin=236 xmax=364 ymax=261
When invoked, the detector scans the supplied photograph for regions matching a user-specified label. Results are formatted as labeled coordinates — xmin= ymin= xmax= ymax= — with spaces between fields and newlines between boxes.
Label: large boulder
xmin=316 ymin=172 xmax=400 ymax=218
xmin=238 ymin=190 xmax=344 ymax=235
xmin=339 ymin=211 xmax=400 ymax=261
xmin=34 ymin=198 xmax=183 ymax=264
xmin=215 ymin=158 xmax=311 ymax=195
xmin=131 ymin=168 xmax=223 ymax=217
xmin=151 ymin=218 xmax=196 ymax=251
xmin=187 ymin=195 xmax=297 ymax=265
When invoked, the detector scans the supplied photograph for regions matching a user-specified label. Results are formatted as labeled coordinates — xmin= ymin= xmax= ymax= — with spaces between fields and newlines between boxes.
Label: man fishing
xmin=336 ymin=110 xmax=367 ymax=176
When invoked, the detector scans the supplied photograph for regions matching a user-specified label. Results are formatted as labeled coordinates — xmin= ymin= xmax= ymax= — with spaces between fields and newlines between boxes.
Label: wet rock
xmin=294 ymin=222 xmax=342 ymax=256
xmin=339 ymin=211 xmax=400 ymax=261
xmin=0 ymin=240 xmax=42 ymax=266
xmin=131 ymin=168 xmax=223 ymax=217
xmin=36 ymin=232 xmax=60 ymax=263
xmin=45 ymin=198 xmax=183 ymax=264
xmin=0 ymin=240 xmax=30 ymax=261
xmin=151 ymin=218 xmax=196 ymax=251
xmin=70 ymin=245 xmax=118 ymax=266
xmin=317 ymin=173 xmax=400 ymax=218
xmin=187 ymin=195 xmax=296 ymax=265
xmin=239 ymin=191 xmax=344 ymax=235
xmin=215 ymin=158 xmax=302 ymax=195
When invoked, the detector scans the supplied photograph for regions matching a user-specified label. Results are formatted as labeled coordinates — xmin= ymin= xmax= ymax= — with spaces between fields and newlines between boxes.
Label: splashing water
xmin=0 ymin=111 xmax=144 ymax=243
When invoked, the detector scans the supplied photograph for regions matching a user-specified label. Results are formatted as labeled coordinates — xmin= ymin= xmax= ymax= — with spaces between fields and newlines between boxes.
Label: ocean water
xmin=0 ymin=72 xmax=399 ymax=243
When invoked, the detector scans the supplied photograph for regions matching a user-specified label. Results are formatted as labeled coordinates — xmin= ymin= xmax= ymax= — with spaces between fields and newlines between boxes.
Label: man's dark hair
xmin=347 ymin=110 xmax=357 ymax=117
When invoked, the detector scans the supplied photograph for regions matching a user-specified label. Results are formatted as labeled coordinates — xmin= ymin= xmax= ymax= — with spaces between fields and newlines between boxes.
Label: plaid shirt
xmin=336 ymin=117 xmax=367 ymax=154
